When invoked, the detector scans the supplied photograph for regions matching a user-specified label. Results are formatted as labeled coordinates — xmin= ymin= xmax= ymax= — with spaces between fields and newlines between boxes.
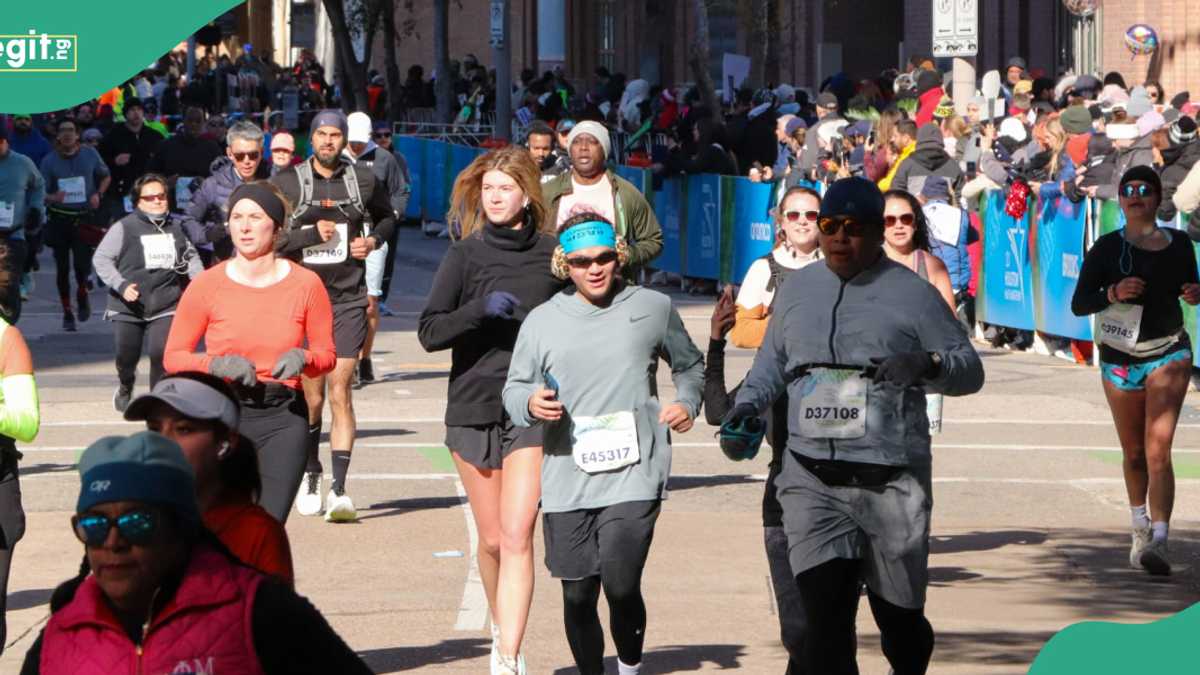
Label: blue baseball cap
xmin=76 ymin=432 xmax=200 ymax=524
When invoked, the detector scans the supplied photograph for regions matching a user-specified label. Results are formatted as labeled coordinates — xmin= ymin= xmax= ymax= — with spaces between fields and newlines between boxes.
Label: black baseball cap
xmin=818 ymin=177 xmax=885 ymax=224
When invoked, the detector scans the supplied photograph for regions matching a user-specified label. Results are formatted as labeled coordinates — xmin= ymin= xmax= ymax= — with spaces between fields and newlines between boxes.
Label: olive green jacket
xmin=541 ymin=169 xmax=663 ymax=270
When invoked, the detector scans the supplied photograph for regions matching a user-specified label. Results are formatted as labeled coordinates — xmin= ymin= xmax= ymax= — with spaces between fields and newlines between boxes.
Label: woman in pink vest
xmin=20 ymin=432 xmax=372 ymax=675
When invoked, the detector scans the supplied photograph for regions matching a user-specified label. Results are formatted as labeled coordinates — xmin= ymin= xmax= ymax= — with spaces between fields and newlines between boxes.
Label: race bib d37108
xmin=798 ymin=368 xmax=868 ymax=439
xmin=571 ymin=410 xmax=640 ymax=474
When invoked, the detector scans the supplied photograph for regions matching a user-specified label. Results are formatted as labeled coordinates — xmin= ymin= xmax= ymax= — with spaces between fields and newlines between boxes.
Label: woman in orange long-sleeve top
xmin=164 ymin=181 xmax=335 ymax=523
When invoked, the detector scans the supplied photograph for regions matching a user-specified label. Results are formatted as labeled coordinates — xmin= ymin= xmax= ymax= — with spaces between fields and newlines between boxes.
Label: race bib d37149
xmin=798 ymin=368 xmax=868 ymax=439
xmin=301 ymin=223 xmax=348 ymax=265
xmin=1097 ymin=303 xmax=1143 ymax=353
xmin=571 ymin=410 xmax=640 ymax=474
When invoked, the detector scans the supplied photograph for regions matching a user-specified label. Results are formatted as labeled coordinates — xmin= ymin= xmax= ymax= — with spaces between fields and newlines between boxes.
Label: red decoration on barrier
xmin=1006 ymin=180 xmax=1030 ymax=219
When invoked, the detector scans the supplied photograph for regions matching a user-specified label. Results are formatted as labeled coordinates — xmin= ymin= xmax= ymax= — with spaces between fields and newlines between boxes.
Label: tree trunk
xmin=748 ymin=0 xmax=769 ymax=88
xmin=380 ymin=0 xmax=404 ymax=122
xmin=433 ymin=0 xmax=453 ymax=123
xmin=322 ymin=0 xmax=370 ymax=111
xmin=765 ymin=0 xmax=782 ymax=86
xmin=687 ymin=0 xmax=721 ymax=122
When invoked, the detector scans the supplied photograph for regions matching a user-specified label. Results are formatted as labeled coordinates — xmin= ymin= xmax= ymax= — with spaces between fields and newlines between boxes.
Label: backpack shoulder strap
xmin=291 ymin=160 xmax=315 ymax=224
xmin=343 ymin=163 xmax=365 ymax=215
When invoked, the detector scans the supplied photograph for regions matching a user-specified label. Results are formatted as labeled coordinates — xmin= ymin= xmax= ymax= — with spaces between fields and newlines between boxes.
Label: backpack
xmin=290 ymin=159 xmax=366 ymax=226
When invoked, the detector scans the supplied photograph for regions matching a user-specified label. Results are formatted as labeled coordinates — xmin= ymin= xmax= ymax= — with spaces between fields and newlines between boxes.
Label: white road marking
xmin=452 ymin=479 xmax=490 ymax=632
xmin=393 ymin=389 xmax=413 ymax=396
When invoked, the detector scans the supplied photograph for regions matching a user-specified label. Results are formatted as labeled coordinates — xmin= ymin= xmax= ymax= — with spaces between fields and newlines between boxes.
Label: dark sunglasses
xmin=372 ymin=131 xmax=392 ymax=138
xmin=1120 ymin=183 xmax=1156 ymax=198
xmin=566 ymin=250 xmax=619 ymax=269
xmin=232 ymin=151 xmax=260 ymax=162
xmin=817 ymin=216 xmax=873 ymax=237
xmin=783 ymin=210 xmax=818 ymax=223
xmin=884 ymin=213 xmax=915 ymax=227
xmin=139 ymin=193 xmax=167 ymax=203
xmin=72 ymin=509 xmax=158 ymax=547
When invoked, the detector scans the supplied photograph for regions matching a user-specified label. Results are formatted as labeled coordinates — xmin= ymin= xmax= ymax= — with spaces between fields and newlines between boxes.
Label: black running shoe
xmin=113 ymin=384 xmax=133 ymax=412
xmin=359 ymin=358 xmax=375 ymax=383
xmin=62 ymin=310 xmax=77 ymax=332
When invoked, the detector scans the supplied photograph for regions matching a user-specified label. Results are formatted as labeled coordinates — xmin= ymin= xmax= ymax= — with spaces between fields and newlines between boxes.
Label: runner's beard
xmin=316 ymin=150 xmax=340 ymax=169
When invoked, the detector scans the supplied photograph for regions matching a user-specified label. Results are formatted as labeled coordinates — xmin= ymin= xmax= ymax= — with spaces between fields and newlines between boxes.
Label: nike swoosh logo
xmin=630 ymin=315 xmax=650 ymax=323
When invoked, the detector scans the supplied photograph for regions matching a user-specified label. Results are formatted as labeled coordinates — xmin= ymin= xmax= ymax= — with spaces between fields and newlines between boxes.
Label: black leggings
xmin=794 ymin=558 xmax=933 ymax=675
xmin=113 ymin=317 xmax=172 ymax=389
xmin=52 ymin=239 xmax=92 ymax=305
xmin=238 ymin=389 xmax=309 ymax=523
xmin=561 ymin=537 xmax=655 ymax=673
xmin=0 ymin=463 xmax=26 ymax=657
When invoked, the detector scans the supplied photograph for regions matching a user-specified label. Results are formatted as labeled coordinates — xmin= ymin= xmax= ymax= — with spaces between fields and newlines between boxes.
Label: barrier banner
xmin=1033 ymin=195 xmax=1092 ymax=340
xmin=977 ymin=190 xmax=1035 ymax=330
xmin=615 ymin=165 xmax=650 ymax=196
xmin=450 ymin=143 xmax=479 ymax=187
xmin=685 ymin=174 xmax=722 ymax=279
xmin=394 ymin=136 xmax=424 ymax=220
xmin=422 ymin=141 xmax=451 ymax=224
xmin=1096 ymin=199 xmax=1124 ymax=236
xmin=654 ymin=178 xmax=685 ymax=275
xmin=730 ymin=178 xmax=775 ymax=284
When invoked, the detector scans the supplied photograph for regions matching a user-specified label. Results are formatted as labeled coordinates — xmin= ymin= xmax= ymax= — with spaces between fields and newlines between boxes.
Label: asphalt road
xmin=3 ymin=227 xmax=1198 ymax=673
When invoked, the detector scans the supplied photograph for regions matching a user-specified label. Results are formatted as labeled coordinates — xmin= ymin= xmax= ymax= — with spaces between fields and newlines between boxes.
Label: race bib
xmin=141 ymin=234 xmax=177 ymax=270
xmin=0 ymin=201 xmax=14 ymax=230
xmin=1097 ymin=303 xmax=1143 ymax=352
xmin=59 ymin=176 xmax=86 ymax=203
xmin=571 ymin=410 xmax=640 ymax=474
xmin=175 ymin=177 xmax=199 ymax=211
xmin=798 ymin=368 xmax=868 ymax=439
xmin=301 ymin=223 xmax=348 ymax=264
xmin=926 ymin=392 xmax=943 ymax=435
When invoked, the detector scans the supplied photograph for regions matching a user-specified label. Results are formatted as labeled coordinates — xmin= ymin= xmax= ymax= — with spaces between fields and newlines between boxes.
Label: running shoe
xmin=295 ymin=471 xmax=323 ymax=516
xmin=62 ymin=310 xmax=76 ymax=332
xmin=1129 ymin=526 xmax=1152 ymax=569
xmin=489 ymin=623 xmax=501 ymax=675
xmin=359 ymin=358 xmax=375 ymax=383
xmin=378 ymin=302 xmax=398 ymax=317
xmin=76 ymin=289 xmax=91 ymax=322
xmin=19 ymin=273 xmax=31 ymax=301
xmin=113 ymin=384 xmax=133 ymax=413
xmin=324 ymin=490 xmax=357 ymax=522
xmin=1139 ymin=538 xmax=1172 ymax=576
xmin=494 ymin=654 xmax=524 ymax=675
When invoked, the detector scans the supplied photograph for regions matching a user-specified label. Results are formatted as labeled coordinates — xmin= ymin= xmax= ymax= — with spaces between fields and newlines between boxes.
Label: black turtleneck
xmin=418 ymin=222 xmax=565 ymax=426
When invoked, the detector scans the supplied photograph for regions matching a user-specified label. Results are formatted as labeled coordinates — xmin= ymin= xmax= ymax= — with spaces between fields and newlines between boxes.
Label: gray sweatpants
xmin=776 ymin=454 xmax=932 ymax=609
xmin=0 ymin=466 xmax=26 ymax=656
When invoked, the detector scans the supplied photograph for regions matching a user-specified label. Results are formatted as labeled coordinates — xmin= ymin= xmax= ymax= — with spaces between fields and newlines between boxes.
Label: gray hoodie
xmin=734 ymin=255 xmax=984 ymax=467
xmin=503 ymin=284 xmax=704 ymax=512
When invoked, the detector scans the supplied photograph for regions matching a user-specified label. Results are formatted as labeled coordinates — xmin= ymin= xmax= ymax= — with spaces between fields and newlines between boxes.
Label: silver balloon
xmin=1063 ymin=0 xmax=1099 ymax=17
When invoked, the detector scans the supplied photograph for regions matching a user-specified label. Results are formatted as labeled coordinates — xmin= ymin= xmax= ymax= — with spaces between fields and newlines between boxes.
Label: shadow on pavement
xmin=668 ymin=475 xmax=761 ymax=491
xmin=359 ymin=637 xmax=489 ymax=672
xmin=18 ymin=463 xmax=75 ymax=477
xmin=320 ymin=428 xmax=415 ymax=442
xmin=6 ymin=588 xmax=52 ymax=611
xmin=928 ymin=566 xmax=983 ymax=585
xmin=357 ymin=495 xmax=463 ymax=521
xmin=551 ymin=643 xmax=746 ymax=674
xmin=860 ymin=629 xmax=1056 ymax=668
xmin=930 ymin=529 xmax=1048 ymax=554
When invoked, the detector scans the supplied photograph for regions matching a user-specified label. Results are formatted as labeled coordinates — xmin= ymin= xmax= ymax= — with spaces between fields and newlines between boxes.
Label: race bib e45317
xmin=571 ymin=410 xmax=640 ymax=474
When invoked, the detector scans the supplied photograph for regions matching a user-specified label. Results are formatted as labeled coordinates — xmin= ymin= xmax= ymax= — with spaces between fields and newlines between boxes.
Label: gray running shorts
xmin=445 ymin=417 xmax=543 ymax=470
xmin=776 ymin=452 xmax=932 ymax=609
xmin=542 ymin=499 xmax=661 ymax=580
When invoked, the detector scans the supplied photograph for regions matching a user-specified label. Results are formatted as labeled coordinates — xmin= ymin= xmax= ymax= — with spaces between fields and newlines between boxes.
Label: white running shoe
xmin=494 ymin=654 xmax=523 ymax=675
xmin=324 ymin=490 xmax=357 ymax=522
xmin=1138 ymin=538 xmax=1172 ymax=576
xmin=295 ymin=472 xmax=323 ymax=516
xmin=489 ymin=623 xmax=501 ymax=675
xmin=1130 ymin=526 xmax=1152 ymax=569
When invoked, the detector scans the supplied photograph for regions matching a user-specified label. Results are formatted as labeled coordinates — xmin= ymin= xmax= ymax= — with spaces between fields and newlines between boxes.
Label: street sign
xmin=489 ymin=0 xmax=505 ymax=48
xmin=932 ymin=0 xmax=978 ymax=57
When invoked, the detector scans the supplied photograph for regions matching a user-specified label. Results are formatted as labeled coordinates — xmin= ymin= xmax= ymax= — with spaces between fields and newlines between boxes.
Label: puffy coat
xmin=891 ymin=124 xmax=963 ymax=196
xmin=179 ymin=156 xmax=270 ymax=256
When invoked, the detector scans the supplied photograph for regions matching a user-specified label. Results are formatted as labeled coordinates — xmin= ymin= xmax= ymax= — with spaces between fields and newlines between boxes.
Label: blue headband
xmin=560 ymin=221 xmax=616 ymax=254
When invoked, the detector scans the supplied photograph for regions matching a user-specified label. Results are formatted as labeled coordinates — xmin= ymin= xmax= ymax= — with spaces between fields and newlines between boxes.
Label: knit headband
xmin=228 ymin=182 xmax=286 ymax=226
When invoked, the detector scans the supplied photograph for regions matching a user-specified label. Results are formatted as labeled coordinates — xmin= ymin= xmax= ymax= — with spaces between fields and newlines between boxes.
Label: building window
xmin=598 ymin=0 xmax=616 ymax=71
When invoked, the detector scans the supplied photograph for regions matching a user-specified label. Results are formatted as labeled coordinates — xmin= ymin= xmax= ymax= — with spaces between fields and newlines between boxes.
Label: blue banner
xmin=615 ymin=165 xmax=649 ymax=195
xmin=978 ymin=190 xmax=1035 ymax=330
xmin=685 ymin=174 xmax=722 ymax=280
xmin=1033 ymin=195 xmax=1092 ymax=340
xmin=654 ymin=178 xmax=684 ymax=275
xmin=731 ymin=178 xmax=775 ymax=284
xmin=394 ymin=136 xmax=424 ymax=220
xmin=422 ymin=141 xmax=450 ymax=224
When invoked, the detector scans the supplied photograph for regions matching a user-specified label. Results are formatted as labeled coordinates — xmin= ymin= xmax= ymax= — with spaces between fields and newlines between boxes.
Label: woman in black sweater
xmin=1071 ymin=166 xmax=1200 ymax=576
xmin=417 ymin=146 xmax=563 ymax=674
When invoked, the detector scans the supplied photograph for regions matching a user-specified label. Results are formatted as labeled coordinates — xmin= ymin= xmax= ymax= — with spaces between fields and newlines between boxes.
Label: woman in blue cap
xmin=21 ymin=432 xmax=371 ymax=674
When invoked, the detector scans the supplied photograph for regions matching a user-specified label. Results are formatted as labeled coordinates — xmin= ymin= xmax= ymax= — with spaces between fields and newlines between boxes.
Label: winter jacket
xmin=799 ymin=112 xmax=846 ymax=173
xmin=733 ymin=254 xmax=984 ymax=467
xmin=737 ymin=108 xmax=780 ymax=174
xmin=150 ymin=132 xmax=223 ymax=179
xmin=7 ymin=128 xmax=51 ymax=167
xmin=93 ymin=210 xmax=203 ymax=321
xmin=23 ymin=546 xmax=372 ymax=675
xmin=1035 ymin=153 xmax=1081 ymax=202
xmin=1095 ymin=134 xmax=1155 ymax=201
xmin=97 ymin=122 xmax=165 ymax=197
xmin=352 ymin=143 xmax=410 ymax=216
xmin=418 ymin=223 xmax=563 ymax=426
xmin=1158 ymin=140 xmax=1200 ymax=222
xmin=542 ymin=168 xmax=663 ymax=271
xmin=179 ymin=156 xmax=269 ymax=256
xmin=0 ymin=149 xmax=45 ymax=238
xmin=891 ymin=125 xmax=963 ymax=196
xmin=923 ymin=201 xmax=971 ymax=292
xmin=915 ymin=86 xmax=945 ymax=127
